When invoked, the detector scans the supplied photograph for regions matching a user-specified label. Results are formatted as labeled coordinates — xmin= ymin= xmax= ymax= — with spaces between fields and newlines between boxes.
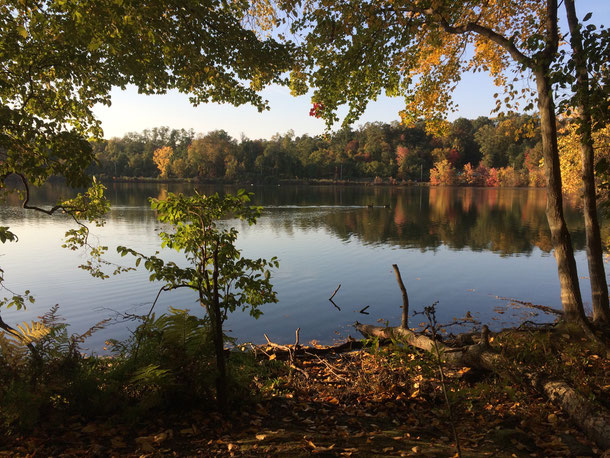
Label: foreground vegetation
xmin=1 ymin=311 xmax=608 ymax=456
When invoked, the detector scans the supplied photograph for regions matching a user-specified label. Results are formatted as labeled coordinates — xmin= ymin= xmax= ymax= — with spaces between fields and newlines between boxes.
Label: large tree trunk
xmin=535 ymin=69 xmax=587 ymax=323
xmin=565 ymin=0 xmax=610 ymax=325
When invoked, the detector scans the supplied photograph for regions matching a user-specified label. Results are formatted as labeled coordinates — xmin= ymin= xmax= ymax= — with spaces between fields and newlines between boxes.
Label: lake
xmin=0 ymin=183 xmax=597 ymax=352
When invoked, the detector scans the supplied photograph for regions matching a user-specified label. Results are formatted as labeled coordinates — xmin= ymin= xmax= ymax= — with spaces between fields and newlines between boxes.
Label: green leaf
xmin=16 ymin=25 xmax=27 ymax=38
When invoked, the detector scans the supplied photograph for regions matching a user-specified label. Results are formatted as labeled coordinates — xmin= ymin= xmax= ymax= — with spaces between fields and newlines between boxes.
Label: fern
xmin=7 ymin=321 xmax=50 ymax=345
xmin=143 ymin=307 xmax=211 ymax=359
xmin=130 ymin=364 xmax=171 ymax=386
xmin=0 ymin=331 xmax=29 ymax=368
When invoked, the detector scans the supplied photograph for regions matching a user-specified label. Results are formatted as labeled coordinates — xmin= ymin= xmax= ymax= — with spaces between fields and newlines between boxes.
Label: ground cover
xmin=1 ymin=326 xmax=607 ymax=457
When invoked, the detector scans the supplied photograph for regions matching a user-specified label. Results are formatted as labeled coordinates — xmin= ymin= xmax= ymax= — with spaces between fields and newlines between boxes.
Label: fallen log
xmin=354 ymin=322 xmax=510 ymax=376
xmin=536 ymin=377 xmax=610 ymax=450
xmin=355 ymin=322 xmax=610 ymax=452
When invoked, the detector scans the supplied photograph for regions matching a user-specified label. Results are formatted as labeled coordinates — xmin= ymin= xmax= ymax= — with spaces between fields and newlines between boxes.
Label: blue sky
xmin=94 ymin=2 xmax=610 ymax=140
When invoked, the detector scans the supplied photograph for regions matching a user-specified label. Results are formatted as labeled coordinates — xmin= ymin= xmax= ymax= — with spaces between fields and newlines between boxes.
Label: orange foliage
xmin=153 ymin=146 xmax=174 ymax=178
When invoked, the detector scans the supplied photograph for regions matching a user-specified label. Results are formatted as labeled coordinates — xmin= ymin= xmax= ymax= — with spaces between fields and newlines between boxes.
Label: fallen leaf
xmin=81 ymin=423 xmax=97 ymax=434
xmin=110 ymin=437 xmax=127 ymax=449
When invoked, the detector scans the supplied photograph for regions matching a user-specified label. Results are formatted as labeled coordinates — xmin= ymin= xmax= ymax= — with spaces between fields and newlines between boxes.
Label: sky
xmin=93 ymin=2 xmax=610 ymax=141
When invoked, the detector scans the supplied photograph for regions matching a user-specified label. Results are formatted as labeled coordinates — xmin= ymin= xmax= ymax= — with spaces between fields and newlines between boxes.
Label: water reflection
xmin=0 ymin=183 xmax=597 ymax=348
xmin=5 ymin=183 xmax=587 ymax=256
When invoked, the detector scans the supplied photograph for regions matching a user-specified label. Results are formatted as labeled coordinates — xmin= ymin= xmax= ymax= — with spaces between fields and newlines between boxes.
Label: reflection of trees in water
xmin=6 ymin=183 xmax=588 ymax=255
xmin=258 ymin=186 xmax=587 ymax=256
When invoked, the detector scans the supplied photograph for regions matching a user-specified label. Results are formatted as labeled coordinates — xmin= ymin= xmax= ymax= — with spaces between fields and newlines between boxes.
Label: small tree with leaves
xmin=118 ymin=190 xmax=278 ymax=411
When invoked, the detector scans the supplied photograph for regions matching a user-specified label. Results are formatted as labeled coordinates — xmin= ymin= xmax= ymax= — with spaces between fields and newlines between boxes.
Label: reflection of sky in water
xmin=0 ymin=185 xmax=595 ymax=352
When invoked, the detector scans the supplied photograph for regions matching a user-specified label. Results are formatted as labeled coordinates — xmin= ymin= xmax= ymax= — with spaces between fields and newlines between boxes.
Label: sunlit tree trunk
xmin=535 ymin=69 xmax=587 ymax=322
xmin=565 ymin=0 xmax=610 ymax=325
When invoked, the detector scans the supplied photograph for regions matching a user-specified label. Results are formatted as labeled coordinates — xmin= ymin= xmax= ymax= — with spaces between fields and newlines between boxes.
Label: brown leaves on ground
xmin=1 ymin=341 xmax=606 ymax=457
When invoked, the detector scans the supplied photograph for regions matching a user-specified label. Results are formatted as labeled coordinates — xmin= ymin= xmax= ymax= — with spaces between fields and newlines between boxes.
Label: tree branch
xmin=386 ymin=5 xmax=533 ymax=69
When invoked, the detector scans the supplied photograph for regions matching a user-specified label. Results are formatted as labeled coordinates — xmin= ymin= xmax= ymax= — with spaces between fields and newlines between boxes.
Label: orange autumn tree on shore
xmin=153 ymin=146 xmax=174 ymax=178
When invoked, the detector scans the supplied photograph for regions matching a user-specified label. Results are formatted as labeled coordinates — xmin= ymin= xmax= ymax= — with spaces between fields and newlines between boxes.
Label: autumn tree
xmin=188 ymin=131 xmax=237 ymax=178
xmin=153 ymin=146 xmax=174 ymax=178
xmin=277 ymin=0 xmax=604 ymax=331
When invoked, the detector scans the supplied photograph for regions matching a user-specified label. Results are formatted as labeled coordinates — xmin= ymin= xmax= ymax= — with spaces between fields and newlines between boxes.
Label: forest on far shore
xmin=91 ymin=113 xmax=609 ymax=191
xmin=90 ymin=114 xmax=547 ymax=185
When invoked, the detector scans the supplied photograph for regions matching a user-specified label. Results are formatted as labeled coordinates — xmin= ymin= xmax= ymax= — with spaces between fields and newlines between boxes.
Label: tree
xmin=188 ymin=131 xmax=236 ymax=178
xmin=0 ymin=0 xmax=290 ymax=224
xmin=474 ymin=115 xmax=539 ymax=169
xmin=429 ymin=159 xmax=456 ymax=186
xmin=0 ymin=0 xmax=290 ymax=343
xmin=153 ymin=146 xmax=174 ymax=178
xmin=560 ymin=0 xmax=610 ymax=324
xmin=1 ymin=0 xmax=290 ymax=195
xmin=118 ymin=191 xmax=278 ymax=411
xmin=280 ymin=0 xmax=600 ymax=330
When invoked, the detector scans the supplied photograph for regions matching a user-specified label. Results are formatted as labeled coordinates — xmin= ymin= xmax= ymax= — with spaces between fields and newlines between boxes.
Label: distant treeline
xmin=90 ymin=114 xmax=544 ymax=184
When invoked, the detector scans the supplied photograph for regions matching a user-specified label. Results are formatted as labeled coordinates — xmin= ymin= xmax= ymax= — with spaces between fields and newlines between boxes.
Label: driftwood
xmin=498 ymin=297 xmax=563 ymax=316
xmin=392 ymin=264 xmax=409 ymax=328
xmin=253 ymin=331 xmax=366 ymax=362
xmin=354 ymin=322 xmax=509 ymax=375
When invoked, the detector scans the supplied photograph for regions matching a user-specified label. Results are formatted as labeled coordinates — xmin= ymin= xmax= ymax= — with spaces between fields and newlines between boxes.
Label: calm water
xmin=0 ymin=183 xmax=597 ymax=351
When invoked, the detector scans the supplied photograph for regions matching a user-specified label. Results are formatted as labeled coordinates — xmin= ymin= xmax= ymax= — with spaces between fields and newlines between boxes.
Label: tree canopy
xmin=0 ymin=0 xmax=291 ymax=193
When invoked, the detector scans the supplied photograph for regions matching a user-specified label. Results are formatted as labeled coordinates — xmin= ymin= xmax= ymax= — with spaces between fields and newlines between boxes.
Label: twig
xmin=304 ymin=351 xmax=348 ymax=380
xmin=329 ymin=299 xmax=341 ymax=311
xmin=359 ymin=305 xmax=370 ymax=314
xmin=294 ymin=327 xmax=300 ymax=348
xmin=329 ymin=283 xmax=341 ymax=301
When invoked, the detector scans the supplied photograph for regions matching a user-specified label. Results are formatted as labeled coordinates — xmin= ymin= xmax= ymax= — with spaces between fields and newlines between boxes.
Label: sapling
xmin=118 ymin=190 xmax=278 ymax=411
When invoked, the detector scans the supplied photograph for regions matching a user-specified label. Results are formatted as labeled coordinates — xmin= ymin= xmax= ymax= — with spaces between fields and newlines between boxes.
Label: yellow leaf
xmin=256 ymin=434 xmax=266 ymax=441
xmin=268 ymin=353 xmax=276 ymax=361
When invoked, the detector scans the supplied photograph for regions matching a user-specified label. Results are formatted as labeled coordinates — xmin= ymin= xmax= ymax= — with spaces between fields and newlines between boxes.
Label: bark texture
xmin=535 ymin=68 xmax=587 ymax=323
xmin=565 ymin=0 xmax=610 ymax=324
